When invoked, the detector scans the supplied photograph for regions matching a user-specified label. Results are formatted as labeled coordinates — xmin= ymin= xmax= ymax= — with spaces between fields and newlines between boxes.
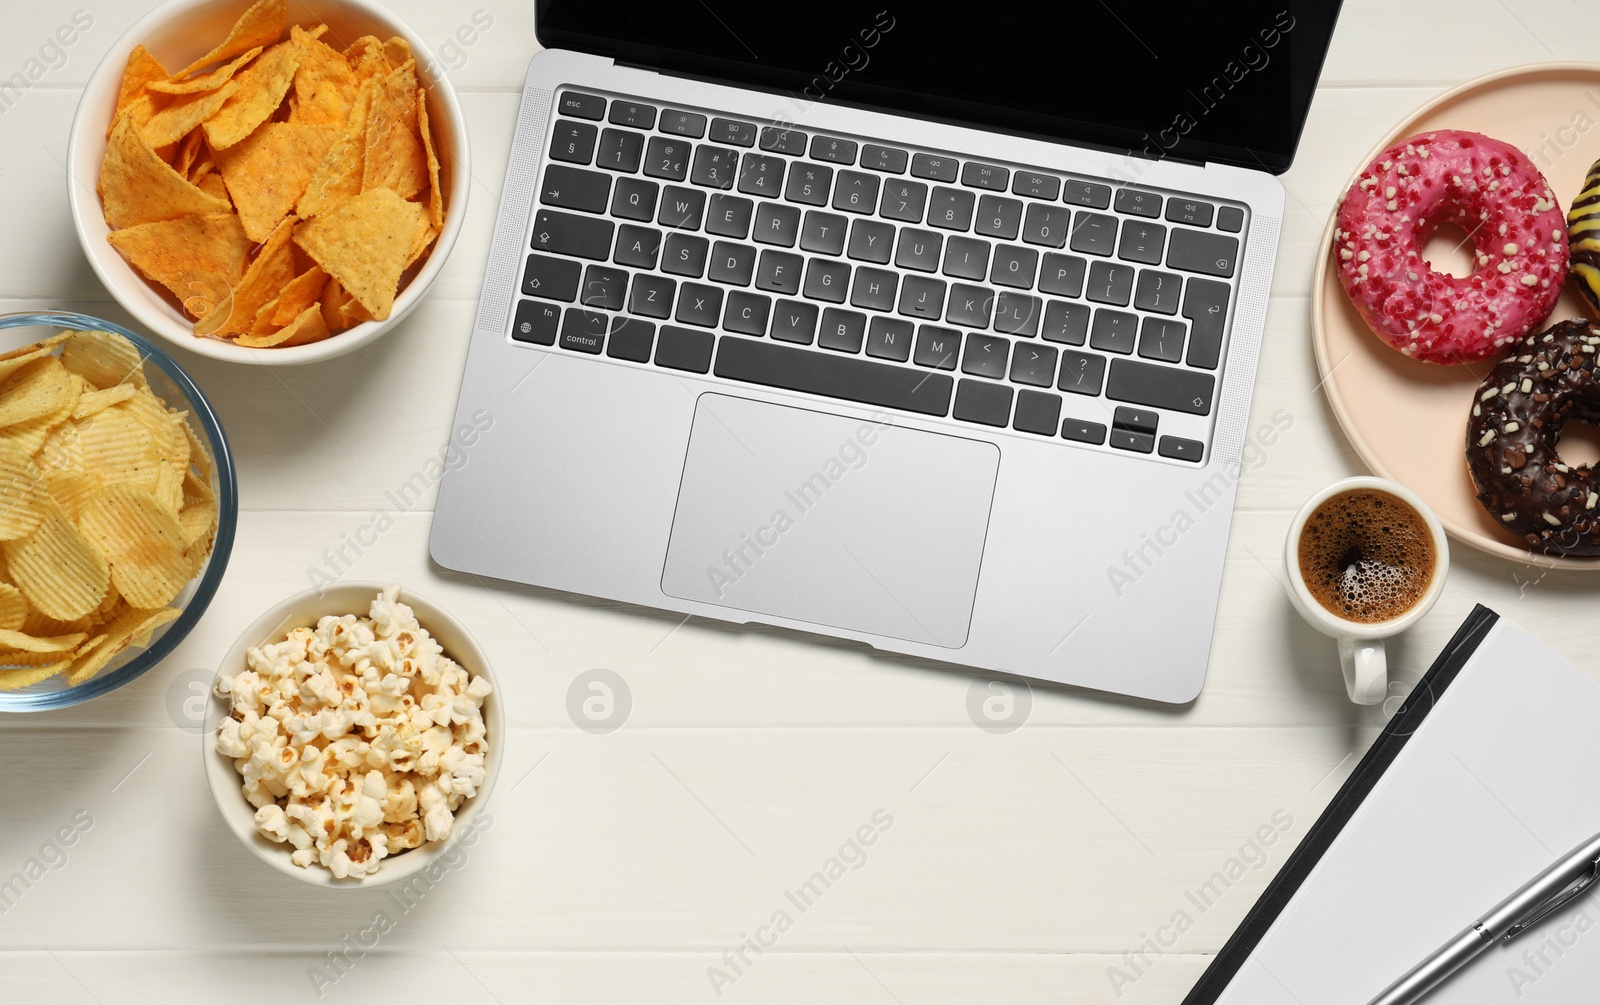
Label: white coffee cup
xmin=1283 ymin=476 xmax=1449 ymax=705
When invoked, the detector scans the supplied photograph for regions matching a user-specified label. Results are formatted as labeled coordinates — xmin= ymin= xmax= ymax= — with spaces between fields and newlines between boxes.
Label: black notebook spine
xmin=1180 ymin=604 xmax=1502 ymax=1003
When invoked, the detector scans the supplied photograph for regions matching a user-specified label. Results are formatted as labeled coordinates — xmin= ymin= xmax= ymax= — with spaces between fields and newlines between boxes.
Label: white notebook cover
xmin=1203 ymin=614 xmax=1600 ymax=1003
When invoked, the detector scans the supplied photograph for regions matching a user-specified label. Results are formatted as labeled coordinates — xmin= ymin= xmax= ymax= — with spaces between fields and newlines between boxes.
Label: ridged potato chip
xmin=0 ymin=358 xmax=76 ymax=430
xmin=0 ymin=662 xmax=71 ymax=691
xmin=3 ymin=398 xmax=77 ymax=457
xmin=0 ymin=440 xmax=48 ymax=541
xmin=72 ymin=384 xmax=139 ymax=419
xmin=61 ymin=330 xmax=148 ymax=391
xmin=0 ymin=583 xmax=28 ymax=631
xmin=78 ymin=486 xmax=191 ymax=609
xmin=77 ymin=408 xmax=164 ymax=492
xmin=0 ymin=629 xmax=87 ymax=653
xmin=66 ymin=607 xmax=179 ymax=686
xmin=4 ymin=499 xmax=111 ymax=622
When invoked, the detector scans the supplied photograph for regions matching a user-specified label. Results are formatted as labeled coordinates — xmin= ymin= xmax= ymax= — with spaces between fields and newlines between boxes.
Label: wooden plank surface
xmin=2 ymin=2 xmax=1597 ymax=1001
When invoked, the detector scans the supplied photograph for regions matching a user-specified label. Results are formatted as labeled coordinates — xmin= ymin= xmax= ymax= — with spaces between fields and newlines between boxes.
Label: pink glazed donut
xmin=1333 ymin=129 xmax=1568 ymax=365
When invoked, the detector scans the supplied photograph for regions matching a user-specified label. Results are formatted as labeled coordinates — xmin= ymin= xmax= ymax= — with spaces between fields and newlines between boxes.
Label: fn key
xmin=512 ymin=300 xmax=560 ymax=344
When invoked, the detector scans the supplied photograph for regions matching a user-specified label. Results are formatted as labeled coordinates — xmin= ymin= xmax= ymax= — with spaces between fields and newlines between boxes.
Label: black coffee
xmin=1297 ymin=489 xmax=1435 ymax=624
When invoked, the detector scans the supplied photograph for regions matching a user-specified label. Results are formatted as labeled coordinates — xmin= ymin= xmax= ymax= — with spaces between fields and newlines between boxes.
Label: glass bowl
xmin=0 ymin=311 xmax=237 ymax=711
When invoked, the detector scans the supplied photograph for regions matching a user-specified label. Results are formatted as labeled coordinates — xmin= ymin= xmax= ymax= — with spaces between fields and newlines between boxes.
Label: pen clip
xmin=1503 ymin=856 xmax=1600 ymax=942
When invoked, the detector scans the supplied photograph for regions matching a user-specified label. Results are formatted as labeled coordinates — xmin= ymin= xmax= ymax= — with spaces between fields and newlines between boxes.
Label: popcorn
xmin=215 ymin=587 xmax=492 ymax=879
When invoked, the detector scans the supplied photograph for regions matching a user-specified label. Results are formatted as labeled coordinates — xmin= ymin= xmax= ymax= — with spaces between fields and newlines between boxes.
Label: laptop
xmin=431 ymin=1 xmax=1342 ymax=703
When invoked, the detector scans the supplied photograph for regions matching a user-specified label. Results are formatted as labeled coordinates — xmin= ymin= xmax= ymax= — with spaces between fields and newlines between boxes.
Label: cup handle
xmin=1338 ymin=637 xmax=1387 ymax=705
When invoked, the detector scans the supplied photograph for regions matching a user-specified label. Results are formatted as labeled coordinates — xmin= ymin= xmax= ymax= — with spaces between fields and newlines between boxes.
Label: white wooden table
xmin=3 ymin=2 xmax=1598 ymax=1000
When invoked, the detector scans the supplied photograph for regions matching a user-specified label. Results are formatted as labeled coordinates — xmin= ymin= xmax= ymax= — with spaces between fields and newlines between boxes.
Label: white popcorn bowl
xmin=204 ymin=583 xmax=502 ymax=888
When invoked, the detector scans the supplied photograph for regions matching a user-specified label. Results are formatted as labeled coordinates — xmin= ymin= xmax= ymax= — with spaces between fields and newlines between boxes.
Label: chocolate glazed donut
xmin=1466 ymin=318 xmax=1600 ymax=556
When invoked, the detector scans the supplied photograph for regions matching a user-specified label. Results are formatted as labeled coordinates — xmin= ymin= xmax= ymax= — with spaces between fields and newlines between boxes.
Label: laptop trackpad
xmin=661 ymin=394 xmax=999 ymax=648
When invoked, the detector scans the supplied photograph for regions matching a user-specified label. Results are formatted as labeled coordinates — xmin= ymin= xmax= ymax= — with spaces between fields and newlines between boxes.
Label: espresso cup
xmin=1283 ymin=476 xmax=1449 ymax=704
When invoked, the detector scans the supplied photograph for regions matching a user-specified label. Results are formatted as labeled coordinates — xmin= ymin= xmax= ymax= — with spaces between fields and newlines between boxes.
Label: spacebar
xmin=713 ymin=337 xmax=953 ymax=416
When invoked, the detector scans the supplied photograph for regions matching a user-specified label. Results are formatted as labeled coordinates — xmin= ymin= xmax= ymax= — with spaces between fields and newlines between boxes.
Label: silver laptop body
xmin=432 ymin=48 xmax=1285 ymax=703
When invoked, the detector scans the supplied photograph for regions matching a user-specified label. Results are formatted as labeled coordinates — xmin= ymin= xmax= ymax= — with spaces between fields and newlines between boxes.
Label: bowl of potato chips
xmin=0 ymin=312 xmax=235 ymax=711
xmin=67 ymin=0 xmax=468 ymax=364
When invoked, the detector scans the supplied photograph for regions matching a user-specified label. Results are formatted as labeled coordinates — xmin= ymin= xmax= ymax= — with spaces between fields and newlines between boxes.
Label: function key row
xmin=556 ymin=90 xmax=1243 ymax=232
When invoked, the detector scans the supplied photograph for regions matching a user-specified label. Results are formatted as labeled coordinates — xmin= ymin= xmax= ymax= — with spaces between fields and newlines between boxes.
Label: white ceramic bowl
xmin=205 ymin=583 xmax=501 ymax=887
xmin=67 ymin=0 xmax=470 ymax=365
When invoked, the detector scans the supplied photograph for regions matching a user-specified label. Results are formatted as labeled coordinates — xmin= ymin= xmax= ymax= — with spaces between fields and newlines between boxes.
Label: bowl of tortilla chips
xmin=67 ymin=0 xmax=468 ymax=364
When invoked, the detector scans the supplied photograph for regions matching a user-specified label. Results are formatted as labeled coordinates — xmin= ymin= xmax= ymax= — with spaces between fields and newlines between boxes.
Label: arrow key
xmin=1008 ymin=342 xmax=1058 ymax=387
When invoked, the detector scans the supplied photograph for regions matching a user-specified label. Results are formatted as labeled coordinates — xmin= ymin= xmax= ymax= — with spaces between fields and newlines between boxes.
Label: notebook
xmin=1184 ymin=606 xmax=1600 ymax=1004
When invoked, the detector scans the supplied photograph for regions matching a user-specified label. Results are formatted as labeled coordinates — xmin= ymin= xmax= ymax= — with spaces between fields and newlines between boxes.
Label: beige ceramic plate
xmin=1313 ymin=62 xmax=1600 ymax=569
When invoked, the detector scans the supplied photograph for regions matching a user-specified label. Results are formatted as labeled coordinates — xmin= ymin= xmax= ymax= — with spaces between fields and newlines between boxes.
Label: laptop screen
xmin=534 ymin=1 xmax=1341 ymax=174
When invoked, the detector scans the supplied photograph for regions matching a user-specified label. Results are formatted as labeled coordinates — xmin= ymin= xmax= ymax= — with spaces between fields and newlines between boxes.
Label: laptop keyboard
xmin=512 ymin=89 xmax=1249 ymax=463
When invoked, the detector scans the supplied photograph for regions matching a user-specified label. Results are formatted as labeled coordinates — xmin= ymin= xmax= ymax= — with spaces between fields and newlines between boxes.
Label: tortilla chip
xmin=248 ymin=298 xmax=281 ymax=336
xmin=107 ymin=214 xmax=251 ymax=320
xmin=173 ymin=0 xmax=286 ymax=78
xmin=406 ymin=219 xmax=437 ymax=268
xmin=344 ymin=36 xmax=387 ymax=84
xmin=235 ymin=302 xmax=332 ymax=348
xmin=362 ymin=60 xmax=425 ymax=199
xmin=297 ymin=79 xmax=373 ymax=217
xmin=99 ymin=116 xmax=232 ymax=229
xmin=382 ymin=38 xmax=413 ymax=69
xmin=140 ymin=80 xmax=238 ymax=150
xmin=215 ymin=122 xmax=336 ymax=241
xmin=148 ymin=47 xmax=261 ymax=94
xmin=115 ymin=94 xmax=162 ymax=137
xmin=171 ymin=129 xmax=204 ymax=177
xmin=202 ymin=41 xmax=301 ymax=150
xmin=188 ymin=151 xmax=214 ymax=183
xmin=195 ymin=215 xmax=295 ymax=336
xmin=271 ymin=266 xmax=327 ymax=325
xmin=292 ymin=188 xmax=420 ymax=320
xmin=288 ymin=25 xmax=356 ymax=127
xmin=113 ymin=45 xmax=168 ymax=129
xmin=196 ymin=172 xmax=230 ymax=203
xmin=318 ymin=276 xmax=373 ymax=332
xmin=417 ymin=87 xmax=444 ymax=233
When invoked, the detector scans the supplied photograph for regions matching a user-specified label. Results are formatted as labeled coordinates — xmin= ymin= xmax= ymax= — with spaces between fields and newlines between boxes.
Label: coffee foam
xmin=1297 ymin=489 xmax=1435 ymax=624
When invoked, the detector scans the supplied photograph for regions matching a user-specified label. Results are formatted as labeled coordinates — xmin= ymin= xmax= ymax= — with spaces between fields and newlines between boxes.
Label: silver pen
xmin=1366 ymin=829 xmax=1600 ymax=1005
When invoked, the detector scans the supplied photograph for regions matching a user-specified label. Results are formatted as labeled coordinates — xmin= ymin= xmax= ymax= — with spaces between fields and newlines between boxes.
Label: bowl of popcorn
xmin=205 ymin=583 xmax=500 ymax=885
